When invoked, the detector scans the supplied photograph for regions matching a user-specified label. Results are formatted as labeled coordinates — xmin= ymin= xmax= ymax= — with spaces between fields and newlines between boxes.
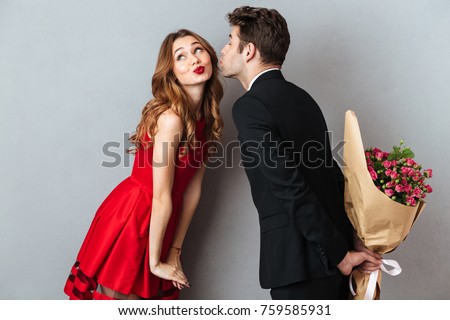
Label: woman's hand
xmin=150 ymin=262 xmax=190 ymax=289
xmin=165 ymin=247 xmax=187 ymax=290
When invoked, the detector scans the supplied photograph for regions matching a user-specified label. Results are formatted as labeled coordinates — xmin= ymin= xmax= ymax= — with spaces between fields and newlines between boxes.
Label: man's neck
xmin=240 ymin=64 xmax=281 ymax=91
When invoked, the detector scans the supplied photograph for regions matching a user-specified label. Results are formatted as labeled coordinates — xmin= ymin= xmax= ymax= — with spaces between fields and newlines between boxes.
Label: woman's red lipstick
xmin=193 ymin=66 xmax=205 ymax=74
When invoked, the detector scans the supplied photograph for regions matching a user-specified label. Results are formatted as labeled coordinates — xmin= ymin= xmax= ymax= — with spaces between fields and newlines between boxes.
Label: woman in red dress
xmin=64 ymin=29 xmax=223 ymax=300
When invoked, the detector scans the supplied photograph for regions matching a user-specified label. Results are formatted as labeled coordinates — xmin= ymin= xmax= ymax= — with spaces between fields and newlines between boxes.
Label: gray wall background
xmin=1 ymin=0 xmax=449 ymax=299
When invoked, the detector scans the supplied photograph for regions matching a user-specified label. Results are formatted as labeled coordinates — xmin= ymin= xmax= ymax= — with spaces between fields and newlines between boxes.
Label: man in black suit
xmin=220 ymin=6 xmax=381 ymax=299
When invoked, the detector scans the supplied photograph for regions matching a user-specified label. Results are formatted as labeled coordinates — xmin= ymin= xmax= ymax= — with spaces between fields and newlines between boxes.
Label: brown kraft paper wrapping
xmin=343 ymin=110 xmax=425 ymax=299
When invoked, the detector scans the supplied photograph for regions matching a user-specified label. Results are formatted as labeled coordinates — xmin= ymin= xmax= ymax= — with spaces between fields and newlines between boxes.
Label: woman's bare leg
xmin=99 ymin=285 xmax=142 ymax=300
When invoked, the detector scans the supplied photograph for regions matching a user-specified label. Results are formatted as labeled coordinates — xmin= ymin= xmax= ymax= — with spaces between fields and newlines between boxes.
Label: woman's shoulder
xmin=157 ymin=109 xmax=183 ymax=134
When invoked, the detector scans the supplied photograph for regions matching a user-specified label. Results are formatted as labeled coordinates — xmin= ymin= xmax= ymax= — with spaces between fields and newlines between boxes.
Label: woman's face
xmin=172 ymin=35 xmax=213 ymax=87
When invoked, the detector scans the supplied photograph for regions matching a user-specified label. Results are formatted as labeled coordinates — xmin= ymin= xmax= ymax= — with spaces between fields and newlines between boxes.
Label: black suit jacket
xmin=232 ymin=70 xmax=353 ymax=289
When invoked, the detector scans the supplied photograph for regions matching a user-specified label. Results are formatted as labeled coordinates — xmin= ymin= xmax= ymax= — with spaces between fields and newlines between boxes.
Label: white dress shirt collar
xmin=247 ymin=68 xmax=280 ymax=91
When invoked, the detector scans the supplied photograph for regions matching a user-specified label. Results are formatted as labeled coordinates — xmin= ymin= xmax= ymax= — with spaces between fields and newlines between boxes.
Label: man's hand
xmin=353 ymin=235 xmax=383 ymax=273
xmin=337 ymin=251 xmax=382 ymax=276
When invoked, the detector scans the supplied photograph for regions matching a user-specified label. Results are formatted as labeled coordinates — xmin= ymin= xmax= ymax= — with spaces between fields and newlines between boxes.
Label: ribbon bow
xmin=349 ymin=259 xmax=402 ymax=300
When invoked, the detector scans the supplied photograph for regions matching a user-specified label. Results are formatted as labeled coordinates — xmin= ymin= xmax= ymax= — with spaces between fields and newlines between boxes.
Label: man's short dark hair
xmin=227 ymin=6 xmax=290 ymax=66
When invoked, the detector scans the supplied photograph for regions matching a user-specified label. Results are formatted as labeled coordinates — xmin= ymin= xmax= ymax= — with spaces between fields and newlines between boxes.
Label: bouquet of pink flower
xmin=343 ymin=110 xmax=432 ymax=300
xmin=365 ymin=140 xmax=433 ymax=206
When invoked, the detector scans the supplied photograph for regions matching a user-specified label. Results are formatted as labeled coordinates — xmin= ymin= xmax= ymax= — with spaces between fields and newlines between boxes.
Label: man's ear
xmin=244 ymin=42 xmax=257 ymax=62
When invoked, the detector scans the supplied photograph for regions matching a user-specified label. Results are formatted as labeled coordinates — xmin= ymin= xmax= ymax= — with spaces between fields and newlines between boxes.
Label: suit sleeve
xmin=232 ymin=95 xmax=349 ymax=267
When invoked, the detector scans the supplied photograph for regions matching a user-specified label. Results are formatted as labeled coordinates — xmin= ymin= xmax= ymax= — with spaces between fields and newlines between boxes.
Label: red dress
xmin=64 ymin=119 xmax=206 ymax=300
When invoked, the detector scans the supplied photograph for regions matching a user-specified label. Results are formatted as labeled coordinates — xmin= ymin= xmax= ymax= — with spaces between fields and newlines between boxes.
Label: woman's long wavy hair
xmin=128 ymin=29 xmax=224 ymax=156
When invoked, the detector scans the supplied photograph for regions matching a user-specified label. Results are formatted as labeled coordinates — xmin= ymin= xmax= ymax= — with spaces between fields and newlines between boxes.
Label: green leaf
xmin=401 ymin=149 xmax=415 ymax=159
xmin=387 ymin=154 xmax=397 ymax=161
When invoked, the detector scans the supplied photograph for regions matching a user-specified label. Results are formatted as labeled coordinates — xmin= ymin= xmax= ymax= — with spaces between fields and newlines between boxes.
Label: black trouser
xmin=270 ymin=274 xmax=350 ymax=300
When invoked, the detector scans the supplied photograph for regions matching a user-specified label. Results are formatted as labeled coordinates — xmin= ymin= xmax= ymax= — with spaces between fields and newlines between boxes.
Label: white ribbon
xmin=349 ymin=259 xmax=402 ymax=299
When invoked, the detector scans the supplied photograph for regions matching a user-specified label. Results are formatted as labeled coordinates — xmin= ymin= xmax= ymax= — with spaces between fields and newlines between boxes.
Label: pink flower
xmin=425 ymin=184 xmax=433 ymax=193
xmin=401 ymin=167 xmax=411 ymax=175
xmin=413 ymin=188 xmax=422 ymax=197
xmin=368 ymin=166 xmax=378 ymax=180
xmin=386 ymin=181 xmax=395 ymax=188
xmin=375 ymin=151 xmax=384 ymax=161
xmin=383 ymin=160 xmax=392 ymax=169
xmin=390 ymin=172 xmax=399 ymax=179
xmin=404 ymin=185 xmax=412 ymax=193
xmin=406 ymin=197 xmax=417 ymax=206
xmin=385 ymin=189 xmax=394 ymax=197
xmin=385 ymin=169 xmax=393 ymax=176
xmin=395 ymin=185 xmax=404 ymax=193
xmin=406 ymin=158 xmax=416 ymax=167
xmin=424 ymin=169 xmax=433 ymax=178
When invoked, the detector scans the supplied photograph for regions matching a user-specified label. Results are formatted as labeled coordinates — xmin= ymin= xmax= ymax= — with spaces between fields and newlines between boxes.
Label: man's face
xmin=220 ymin=26 xmax=246 ymax=79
